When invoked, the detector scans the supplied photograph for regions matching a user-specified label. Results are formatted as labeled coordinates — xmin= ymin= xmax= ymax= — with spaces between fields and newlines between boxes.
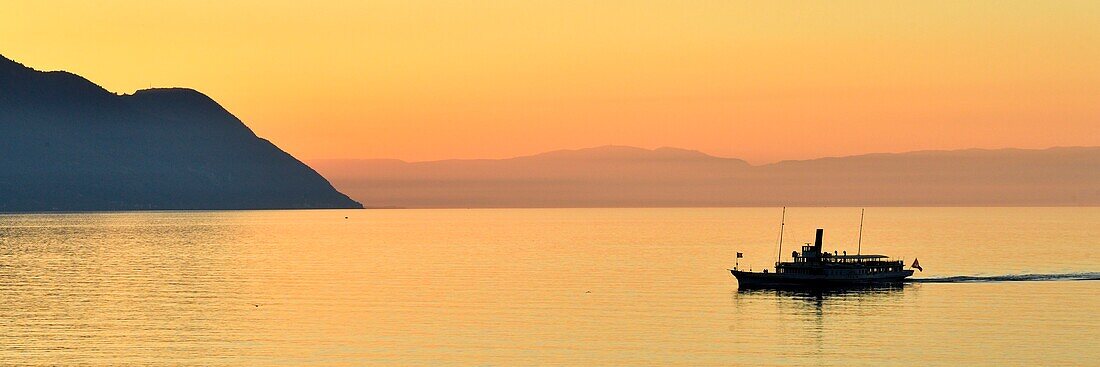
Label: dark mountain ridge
xmin=0 ymin=55 xmax=362 ymax=211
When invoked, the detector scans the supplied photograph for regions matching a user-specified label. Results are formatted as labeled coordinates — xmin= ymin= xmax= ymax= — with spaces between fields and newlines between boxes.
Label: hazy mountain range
xmin=310 ymin=145 xmax=1100 ymax=208
xmin=0 ymin=55 xmax=361 ymax=211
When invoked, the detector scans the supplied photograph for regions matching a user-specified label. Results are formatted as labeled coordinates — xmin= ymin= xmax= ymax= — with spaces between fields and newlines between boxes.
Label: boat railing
xmin=819 ymin=256 xmax=905 ymax=265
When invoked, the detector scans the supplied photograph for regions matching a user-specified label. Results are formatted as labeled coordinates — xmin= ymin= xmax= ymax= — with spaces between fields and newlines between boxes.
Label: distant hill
xmin=0 ymin=55 xmax=361 ymax=211
xmin=310 ymin=145 xmax=1100 ymax=208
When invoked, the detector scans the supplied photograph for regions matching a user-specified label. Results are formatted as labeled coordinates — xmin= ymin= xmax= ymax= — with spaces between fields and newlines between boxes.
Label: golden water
xmin=1 ymin=208 xmax=1097 ymax=365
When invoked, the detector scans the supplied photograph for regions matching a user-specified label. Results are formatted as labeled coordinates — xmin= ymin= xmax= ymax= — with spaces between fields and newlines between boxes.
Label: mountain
xmin=310 ymin=146 xmax=1100 ymax=208
xmin=0 ymin=55 xmax=361 ymax=211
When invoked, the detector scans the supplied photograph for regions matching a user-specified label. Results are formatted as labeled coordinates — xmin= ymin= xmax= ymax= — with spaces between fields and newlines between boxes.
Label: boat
xmin=730 ymin=209 xmax=916 ymax=289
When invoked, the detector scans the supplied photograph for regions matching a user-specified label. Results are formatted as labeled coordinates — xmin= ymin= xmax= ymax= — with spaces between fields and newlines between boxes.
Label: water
xmin=0 ymin=207 xmax=1097 ymax=366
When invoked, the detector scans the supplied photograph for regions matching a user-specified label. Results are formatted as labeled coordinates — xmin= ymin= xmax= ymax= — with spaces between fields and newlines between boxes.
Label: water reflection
xmin=736 ymin=283 xmax=910 ymax=298
xmin=734 ymin=283 xmax=912 ymax=317
xmin=728 ymin=283 xmax=916 ymax=363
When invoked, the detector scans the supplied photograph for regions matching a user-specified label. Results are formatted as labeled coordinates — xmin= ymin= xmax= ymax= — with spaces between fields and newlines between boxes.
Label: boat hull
xmin=730 ymin=269 xmax=915 ymax=289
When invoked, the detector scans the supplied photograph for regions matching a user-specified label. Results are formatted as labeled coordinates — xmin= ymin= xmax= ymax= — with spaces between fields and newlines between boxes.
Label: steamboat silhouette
xmin=731 ymin=209 xmax=918 ymax=289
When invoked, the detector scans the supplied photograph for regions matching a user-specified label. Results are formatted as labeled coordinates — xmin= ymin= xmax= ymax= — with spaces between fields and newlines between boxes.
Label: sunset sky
xmin=2 ymin=1 xmax=1098 ymax=164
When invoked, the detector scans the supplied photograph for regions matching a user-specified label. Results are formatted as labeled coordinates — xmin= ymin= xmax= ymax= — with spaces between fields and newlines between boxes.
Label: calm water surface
xmin=0 ymin=208 xmax=1097 ymax=366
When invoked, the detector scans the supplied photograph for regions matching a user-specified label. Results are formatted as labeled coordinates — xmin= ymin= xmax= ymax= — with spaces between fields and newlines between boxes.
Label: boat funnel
xmin=814 ymin=228 xmax=824 ymax=253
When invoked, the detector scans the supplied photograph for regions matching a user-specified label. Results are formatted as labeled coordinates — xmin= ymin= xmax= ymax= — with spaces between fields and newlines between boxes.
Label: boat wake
xmin=911 ymin=272 xmax=1100 ymax=283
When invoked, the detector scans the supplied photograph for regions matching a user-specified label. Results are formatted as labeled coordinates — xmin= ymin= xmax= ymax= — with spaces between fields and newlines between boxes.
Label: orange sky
xmin=2 ymin=1 xmax=1098 ymax=164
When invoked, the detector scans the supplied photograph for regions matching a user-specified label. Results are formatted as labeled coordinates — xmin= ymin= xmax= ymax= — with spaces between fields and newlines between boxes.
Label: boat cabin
xmin=775 ymin=228 xmax=905 ymax=276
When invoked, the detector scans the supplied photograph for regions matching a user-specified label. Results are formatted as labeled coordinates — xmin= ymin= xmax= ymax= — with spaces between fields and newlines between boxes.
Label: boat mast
xmin=776 ymin=206 xmax=786 ymax=266
xmin=856 ymin=208 xmax=864 ymax=259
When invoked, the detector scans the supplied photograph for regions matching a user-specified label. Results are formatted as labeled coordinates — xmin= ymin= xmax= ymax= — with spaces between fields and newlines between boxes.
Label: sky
xmin=2 ymin=1 xmax=1098 ymax=164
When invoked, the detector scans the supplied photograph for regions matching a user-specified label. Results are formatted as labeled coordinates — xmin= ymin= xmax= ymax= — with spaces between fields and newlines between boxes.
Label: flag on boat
xmin=736 ymin=252 xmax=743 ymax=258
xmin=912 ymin=258 xmax=923 ymax=272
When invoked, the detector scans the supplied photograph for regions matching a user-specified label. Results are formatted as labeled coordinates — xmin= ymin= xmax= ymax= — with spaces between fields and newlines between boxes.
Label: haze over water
xmin=1 ymin=207 xmax=1097 ymax=366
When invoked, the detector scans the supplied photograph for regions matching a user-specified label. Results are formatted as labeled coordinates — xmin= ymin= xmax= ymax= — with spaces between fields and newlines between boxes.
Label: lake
xmin=1 ymin=208 xmax=1097 ymax=366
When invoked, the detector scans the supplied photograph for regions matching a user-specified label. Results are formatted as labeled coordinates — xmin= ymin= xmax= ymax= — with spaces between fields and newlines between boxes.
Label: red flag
xmin=912 ymin=258 xmax=923 ymax=272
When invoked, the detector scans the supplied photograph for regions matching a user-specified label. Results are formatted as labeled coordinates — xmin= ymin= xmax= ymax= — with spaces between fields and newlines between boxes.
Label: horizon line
xmin=305 ymin=144 xmax=1100 ymax=166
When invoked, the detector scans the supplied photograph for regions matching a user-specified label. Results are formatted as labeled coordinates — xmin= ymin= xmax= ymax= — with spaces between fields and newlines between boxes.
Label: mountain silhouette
xmin=0 ymin=55 xmax=361 ymax=211
xmin=311 ymin=145 xmax=1100 ymax=208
